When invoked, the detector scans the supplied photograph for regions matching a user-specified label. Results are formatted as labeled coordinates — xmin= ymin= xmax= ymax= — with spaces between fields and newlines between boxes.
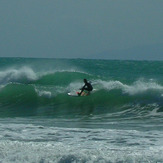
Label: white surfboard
xmin=68 ymin=92 xmax=79 ymax=97
xmin=68 ymin=90 xmax=90 ymax=97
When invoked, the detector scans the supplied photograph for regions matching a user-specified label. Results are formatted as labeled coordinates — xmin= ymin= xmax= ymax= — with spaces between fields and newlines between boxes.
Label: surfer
xmin=78 ymin=79 xmax=93 ymax=96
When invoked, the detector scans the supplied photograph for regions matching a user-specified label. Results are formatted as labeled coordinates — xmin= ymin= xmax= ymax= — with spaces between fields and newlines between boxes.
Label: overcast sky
xmin=0 ymin=0 xmax=163 ymax=60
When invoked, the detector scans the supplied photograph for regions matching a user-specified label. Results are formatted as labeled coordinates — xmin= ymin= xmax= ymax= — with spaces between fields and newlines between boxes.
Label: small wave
xmin=35 ymin=88 xmax=52 ymax=98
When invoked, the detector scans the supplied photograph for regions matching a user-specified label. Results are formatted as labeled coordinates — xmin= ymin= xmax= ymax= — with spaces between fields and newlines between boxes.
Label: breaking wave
xmin=0 ymin=67 xmax=163 ymax=117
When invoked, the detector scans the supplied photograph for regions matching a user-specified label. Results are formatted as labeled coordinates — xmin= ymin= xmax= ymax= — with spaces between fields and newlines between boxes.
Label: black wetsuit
xmin=81 ymin=82 xmax=93 ymax=92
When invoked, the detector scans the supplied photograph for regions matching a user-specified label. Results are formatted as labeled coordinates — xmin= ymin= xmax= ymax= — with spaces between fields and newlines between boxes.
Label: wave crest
xmin=96 ymin=79 xmax=163 ymax=95
xmin=0 ymin=67 xmax=37 ymax=84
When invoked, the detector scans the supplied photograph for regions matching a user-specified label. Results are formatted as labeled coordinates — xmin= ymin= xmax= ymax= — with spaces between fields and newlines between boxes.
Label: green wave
xmin=0 ymin=82 xmax=162 ymax=117
xmin=34 ymin=71 xmax=94 ymax=86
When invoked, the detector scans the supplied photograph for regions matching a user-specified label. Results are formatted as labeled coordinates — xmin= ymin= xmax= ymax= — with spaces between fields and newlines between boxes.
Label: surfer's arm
xmin=80 ymin=84 xmax=86 ymax=91
xmin=79 ymin=84 xmax=86 ymax=96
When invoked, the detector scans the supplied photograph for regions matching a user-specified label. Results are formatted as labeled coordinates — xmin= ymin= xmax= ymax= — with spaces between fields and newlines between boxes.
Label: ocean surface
xmin=0 ymin=58 xmax=163 ymax=163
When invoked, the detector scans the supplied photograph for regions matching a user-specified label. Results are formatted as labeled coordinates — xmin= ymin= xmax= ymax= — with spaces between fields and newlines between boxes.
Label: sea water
xmin=0 ymin=58 xmax=163 ymax=162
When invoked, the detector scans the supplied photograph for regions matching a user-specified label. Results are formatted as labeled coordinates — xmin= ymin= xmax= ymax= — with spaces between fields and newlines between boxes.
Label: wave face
xmin=0 ymin=58 xmax=163 ymax=117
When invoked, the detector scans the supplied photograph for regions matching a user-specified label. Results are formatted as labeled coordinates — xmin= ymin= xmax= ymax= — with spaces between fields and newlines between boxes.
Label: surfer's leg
xmin=81 ymin=90 xmax=90 ymax=96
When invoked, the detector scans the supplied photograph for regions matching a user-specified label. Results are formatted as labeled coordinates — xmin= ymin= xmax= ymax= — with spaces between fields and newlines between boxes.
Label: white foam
xmin=67 ymin=82 xmax=82 ymax=92
xmin=34 ymin=88 xmax=52 ymax=98
xmin=96 ymin=79 xmax=163 ymax=95
xmin=124 ymin=80 xmax=163 ymax=95
xmin=0 ymin=67 xmax=37 ymax=84
xmin=0 ymin=126 xmax=163 ymax=163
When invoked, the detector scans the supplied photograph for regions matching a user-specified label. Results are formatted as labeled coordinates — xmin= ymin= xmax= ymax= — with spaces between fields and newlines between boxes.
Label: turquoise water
xmin=0 ymin=58 xmax=163 ymax=162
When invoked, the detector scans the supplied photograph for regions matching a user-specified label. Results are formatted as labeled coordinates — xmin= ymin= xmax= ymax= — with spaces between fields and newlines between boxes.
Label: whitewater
xmin=0 ymin=58 xmax=163 ymax=162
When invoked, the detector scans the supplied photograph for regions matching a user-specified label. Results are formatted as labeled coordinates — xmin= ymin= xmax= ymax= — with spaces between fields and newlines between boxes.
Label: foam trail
xmin=36 ymin=90 xmax=52 ymax=98
xmin=35 ymin=88 xmax=52 ymax=98
xmin=67 ymin=82 xmax=83 ymax=92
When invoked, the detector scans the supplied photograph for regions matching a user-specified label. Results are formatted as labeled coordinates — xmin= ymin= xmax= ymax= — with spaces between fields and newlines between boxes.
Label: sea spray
xmin=0 ymin=67 xmax=37 ymax=84
xmin=96 ymin=79 xmax=163 ymax=95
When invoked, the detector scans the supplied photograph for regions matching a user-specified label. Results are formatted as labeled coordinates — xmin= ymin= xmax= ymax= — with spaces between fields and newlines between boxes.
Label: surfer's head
xmin=84 ymin=79 xmax=87 ymax=83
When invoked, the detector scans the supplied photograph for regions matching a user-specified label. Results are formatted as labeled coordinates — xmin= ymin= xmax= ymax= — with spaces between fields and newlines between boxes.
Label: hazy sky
xmin=0 ymin=0 xmax=163 ymax=60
